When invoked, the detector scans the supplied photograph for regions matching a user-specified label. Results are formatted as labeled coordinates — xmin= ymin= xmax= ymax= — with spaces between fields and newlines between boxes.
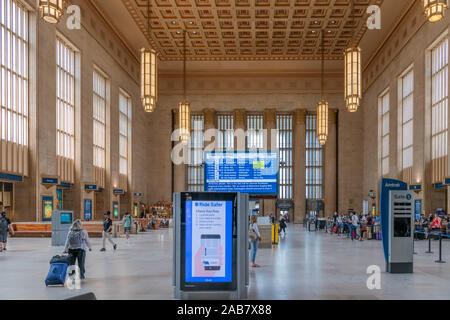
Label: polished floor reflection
xmin=1 ymin=225 xmax=450 ymax=299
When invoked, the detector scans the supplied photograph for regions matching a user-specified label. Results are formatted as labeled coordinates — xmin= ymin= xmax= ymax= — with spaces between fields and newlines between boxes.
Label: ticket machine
xmin=51 ymin=210 xmax=73 ymax=246
xmin=387 ymin=190 xmax=414 ymax=273
xmin=173 ymin=192 xmax=249 ymax=300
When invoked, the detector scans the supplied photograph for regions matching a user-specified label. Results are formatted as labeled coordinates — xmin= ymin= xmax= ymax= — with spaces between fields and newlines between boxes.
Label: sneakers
xmin=113 ymin=244 xmax=117 ymax=251
xmin=100 ymin=248 xmax=106 ymax=252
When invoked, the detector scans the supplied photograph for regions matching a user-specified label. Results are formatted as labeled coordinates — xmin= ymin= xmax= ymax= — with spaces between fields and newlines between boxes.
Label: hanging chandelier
xmin=344 ymin=0 xmax=362 ymax=113
xmin=141 ymin=48 xmax=157 ymax=112
xmin=316 ymin=29 xmax=328 ymax=146
xmin=317 ymin=100 xmax=329 ymax=146
xmin=141 ymin=0 xmax=158 ymax=112
xmin=179 ymin=30 xmax=190 ymax=145
xmin=344 ymin=47 xmax=361 ymax=112
xmin=39 ymin=0 xmax=65 ymax=24
xmin=424 ymin=0 xmax=447 ymax=22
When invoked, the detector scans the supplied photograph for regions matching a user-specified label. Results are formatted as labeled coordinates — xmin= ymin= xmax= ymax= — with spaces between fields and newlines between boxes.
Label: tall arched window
xmin=0 ymin=0 xmax=29 ymax=176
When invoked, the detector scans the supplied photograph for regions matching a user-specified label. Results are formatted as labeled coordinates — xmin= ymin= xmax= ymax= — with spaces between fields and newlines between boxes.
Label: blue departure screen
xmin=60 ymin=212 xmax=72 ymax=224
xmin=204 ymin=152 xmax=278 ymax=195
xmin=185 ymin=200 xmax=233 ymax=283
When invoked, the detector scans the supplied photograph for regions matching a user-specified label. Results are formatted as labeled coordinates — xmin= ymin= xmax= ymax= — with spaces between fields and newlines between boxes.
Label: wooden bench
xmin=12 ymin=223 xmax=103 ymax=238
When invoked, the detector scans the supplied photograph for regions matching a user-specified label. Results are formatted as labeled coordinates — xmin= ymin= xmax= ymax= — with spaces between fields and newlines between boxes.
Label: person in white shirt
xmin=351 ymin=213 xmax=359 ymax=241
xmin=249 ymin=215 xmax=261 ymax=268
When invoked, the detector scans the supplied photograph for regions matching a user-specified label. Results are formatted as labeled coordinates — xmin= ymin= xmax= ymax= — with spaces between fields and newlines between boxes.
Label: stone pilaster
xmin=263 ymin=109 xmax=277 ymax=216
xmin=234 ymin=109 xmax=246 ymax=151
xmin=324 ymin=109 xmax=337 ymax=217
xmin=294 ymin=109 xmax=306 ymax=223
xmin=173 ymin=108 xmax=186 ymax=193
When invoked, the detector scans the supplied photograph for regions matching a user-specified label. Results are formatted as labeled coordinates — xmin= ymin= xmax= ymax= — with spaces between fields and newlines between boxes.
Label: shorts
xmin=0 ymin=231 xmax=8 ymax=243
xmin=124 ymin=227 xmax=131 ymax=233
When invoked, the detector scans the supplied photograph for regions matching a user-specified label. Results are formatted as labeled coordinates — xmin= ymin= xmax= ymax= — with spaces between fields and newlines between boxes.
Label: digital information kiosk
xmin=380 ymin=178 xmax=414 ymax=273
xmin=51 ymin=210 xmax=73 ymax=246
xmin=173 ymin=192 xmax=249 ymax=300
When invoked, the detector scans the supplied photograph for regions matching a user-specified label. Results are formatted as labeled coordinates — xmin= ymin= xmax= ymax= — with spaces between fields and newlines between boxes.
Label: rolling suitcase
xmin=45 ymin=263 xmax=69 ymax=286
xmin=45 ymin=255 xmax=71 ymax=286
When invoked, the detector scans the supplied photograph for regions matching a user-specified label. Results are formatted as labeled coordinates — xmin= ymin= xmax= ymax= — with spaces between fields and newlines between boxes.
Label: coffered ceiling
xmin=117 ymin=0 xmax=383 ymax=61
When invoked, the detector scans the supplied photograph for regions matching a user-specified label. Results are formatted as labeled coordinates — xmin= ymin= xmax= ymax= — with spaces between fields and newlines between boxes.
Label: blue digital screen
xmin=204 ymin=152 xmax=278 ymax=195
xmin=60 ymin=212 xmax=72 ymax=224
xmin=185 ymin=200 xmax=233 ymax=283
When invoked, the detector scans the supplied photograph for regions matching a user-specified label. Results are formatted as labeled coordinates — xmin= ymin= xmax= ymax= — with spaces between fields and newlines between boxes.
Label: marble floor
xmin=1 ymin=225 xmax=450 ymax=300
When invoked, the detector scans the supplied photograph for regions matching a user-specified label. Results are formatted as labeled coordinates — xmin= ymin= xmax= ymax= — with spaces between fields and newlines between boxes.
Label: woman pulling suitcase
xmin=64 ymin=219 xmax=92 ymax=280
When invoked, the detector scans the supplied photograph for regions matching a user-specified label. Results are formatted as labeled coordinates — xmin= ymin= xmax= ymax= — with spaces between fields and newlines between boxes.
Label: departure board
xmin=204 ymin=152 xmax=278 ymax=195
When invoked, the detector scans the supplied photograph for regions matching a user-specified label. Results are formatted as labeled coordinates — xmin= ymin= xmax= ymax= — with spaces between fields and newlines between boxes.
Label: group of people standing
xmin=330 ymin=212 xmax=378 ymax=241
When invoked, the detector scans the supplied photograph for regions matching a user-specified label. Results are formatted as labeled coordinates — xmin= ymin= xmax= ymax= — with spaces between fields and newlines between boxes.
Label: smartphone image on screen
xmin=201 ymin=234 xmax=221 ymax=271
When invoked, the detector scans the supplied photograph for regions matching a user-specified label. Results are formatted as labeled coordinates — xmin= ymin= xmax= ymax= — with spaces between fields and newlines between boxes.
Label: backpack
xmin=67 ymin=230 xmax=83 ymax=248
xmin=0 ymin=217 xmax=8 ymax=233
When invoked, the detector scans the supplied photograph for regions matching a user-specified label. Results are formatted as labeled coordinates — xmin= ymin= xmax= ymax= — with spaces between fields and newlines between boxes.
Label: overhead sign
xmin=84 ymin=184 xmax=97 ymax=192
xmin=185 ymin=200 xmax=233 ymax=283
xmin=113 ymin=189 xmax=124 ymax=195
xmin=204 ymin=152 xmax=278 ymax=195
xmin=134 ymin=193 xmax=143 ymax=197
xmin=41 ymin=176 xmax=59 ymax=189
xmin=0 ymin=173 xmax=23 ymax=182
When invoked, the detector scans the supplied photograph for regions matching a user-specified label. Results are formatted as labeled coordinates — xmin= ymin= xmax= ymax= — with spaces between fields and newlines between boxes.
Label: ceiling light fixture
xmin=39 ymin=0 xmax=65 ymax=24
xmin=424 ymin=0 xmax=447 ymax=22
xmin=344 ymin=0 xmax=362 ymax=113
xmin=141 ymin=0 xmax=158 ymax=113
xmin=179 ymin=30 xmax=190 ymax=145
xmin=317 ymin=29 xmax=328 ymax=146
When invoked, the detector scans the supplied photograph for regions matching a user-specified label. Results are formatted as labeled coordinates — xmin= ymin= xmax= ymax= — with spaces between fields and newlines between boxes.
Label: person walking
xmin=0 ymin=212 xmax=14 ymax=252
xmin=63 ymin=219 xmax=92 ymax=280
xmin=100 ymin=212 xmax=117 ymax=252
xmin=249 ymin=215 xmax=261 ymax=268
xmin=279 ymin=215 xmax=287 ymax=238
xmin=122 ymin=212 xmax=132 ymax=244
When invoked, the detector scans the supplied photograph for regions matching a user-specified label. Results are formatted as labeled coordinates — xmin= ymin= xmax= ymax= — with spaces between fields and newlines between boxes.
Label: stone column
xmin=324 ymin=109 xmax=337 ymax=217
xmin=263 ymin=109 xmax=277 ymax=217
xmin=203 ymin=108 xmax=217 ymax=151
xmin=294 ymin=109 xmax=306 ymax=224
xmin=234 ymin=109 xmax=246 ymax=151
xmin=173 ymin=108 xmax=186 ymax=193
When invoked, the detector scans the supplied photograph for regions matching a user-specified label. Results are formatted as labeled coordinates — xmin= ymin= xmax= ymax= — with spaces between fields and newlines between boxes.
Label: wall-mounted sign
xmin=95 ymin=187 xmax=103 ymax=193
xmin=41 ymin=176 xmax=59 ymax=189
xmin=444 ymin=177 xmax=450 ymax=185
xmin=134 ymin=193 xmax=143 ymax=197
xmin=42 ymin=196 xmax=53 ymax=221
xmin=0 ymin=173 xmax=23 ymax=182
xmin=414 ymin=199 xmax=422 ymax=221
xmin=84 ymin=184 xmax=97 ymax=193
xmin=113 ymin=201 xmax=119 ymax=219
xmin=409 ymin=184 xmax=422 ymax=191
xmin=368 ymin=192 xmax=376 ymax=198
xmin=113 ymin=189 xmax=124 ymax=195
xmin=84 ymin=199 xmax=92 ymax=221
xmin=434 ymin=182 xmax=444 ymax=189
xmin=58 ymin=182 xmax=71 ymax=189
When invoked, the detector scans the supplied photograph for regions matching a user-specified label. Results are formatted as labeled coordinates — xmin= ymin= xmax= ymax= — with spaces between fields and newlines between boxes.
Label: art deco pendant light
xmin=141 ymin=0 xmax=158 ymax=112
xmin=179 ymin=30 xmax=190 ymax=145
xmin=344 ymin=0 xmax=362 ymax=113
xmin=39 ymin=0 xmax=65 ymax=24
xmin=317 ymin=29 xmax=328 ymax=146
xmin=424 ymin=0 xmax=447 ymax=22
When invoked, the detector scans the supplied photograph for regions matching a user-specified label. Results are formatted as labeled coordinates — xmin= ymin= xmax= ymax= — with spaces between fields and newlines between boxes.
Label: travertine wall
xmin=12 ymin=0 xmax=151 ymax=221
xmin=362 ymin=0 xmax=450 ymax=215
